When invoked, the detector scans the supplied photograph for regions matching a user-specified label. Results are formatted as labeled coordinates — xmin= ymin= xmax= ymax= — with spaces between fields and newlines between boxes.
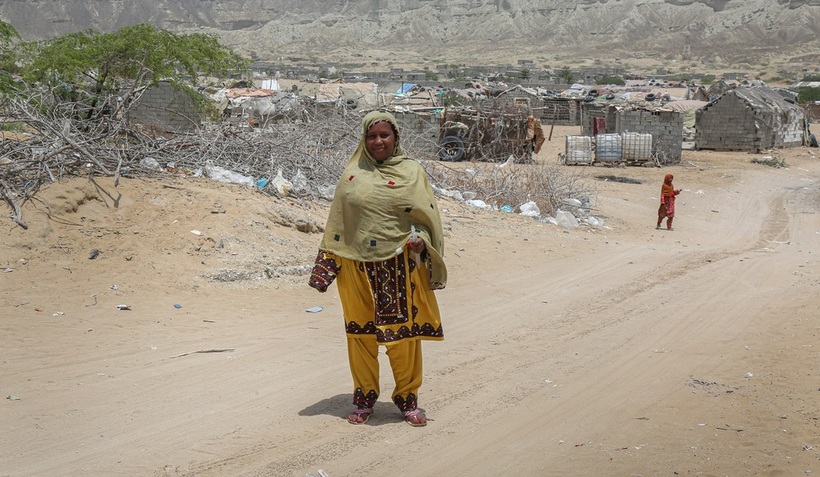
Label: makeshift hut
xmin=392 ymin=111 xmax=442 ymax=160
xmin=436 ymin=109 xmax=531 ymax=163
xmin=581 ymin=104 xmax=685 ymax=164
xmin=695 ymin=87 xmax=806 ymax=152
xmin=480 ymin=84 xmax=540 ymax=113
xmin=537 ymin=97 xmax=583 ymax=126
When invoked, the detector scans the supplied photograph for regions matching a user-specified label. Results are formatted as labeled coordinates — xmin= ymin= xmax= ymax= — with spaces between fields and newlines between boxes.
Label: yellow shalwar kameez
xmin=309 ymin=111 xmax=447 ymax=414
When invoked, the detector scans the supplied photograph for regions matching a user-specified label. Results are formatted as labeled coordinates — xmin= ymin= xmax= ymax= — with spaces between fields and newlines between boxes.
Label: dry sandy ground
xmin=2 ymin=126 xmax=819 ymax=477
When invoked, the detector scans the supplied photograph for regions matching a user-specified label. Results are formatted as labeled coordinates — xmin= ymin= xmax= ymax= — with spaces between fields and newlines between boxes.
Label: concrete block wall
xmin=127 ymin=82 xmax=202 ymax=132
xmin=695 ymin=94 xmax=757 ymax=150
xmin=394 ymin=111 xmax=441 ymax=160
xmin=616 ymin=109 xmax=684 ymax=163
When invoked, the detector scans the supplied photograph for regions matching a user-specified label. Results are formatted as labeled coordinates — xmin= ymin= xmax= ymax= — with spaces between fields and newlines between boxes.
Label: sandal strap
xmin=352 ymin=407 xmax=374 ymax=417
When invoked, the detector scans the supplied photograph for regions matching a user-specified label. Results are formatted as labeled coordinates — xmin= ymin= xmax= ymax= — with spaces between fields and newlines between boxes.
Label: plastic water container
xmin=565 ymin=136 xmax=593 ymax=165
xmin=622 ymin=132 xmax=653 ymax=161
xmin=595 ymin=133 xmax=623 ymax=163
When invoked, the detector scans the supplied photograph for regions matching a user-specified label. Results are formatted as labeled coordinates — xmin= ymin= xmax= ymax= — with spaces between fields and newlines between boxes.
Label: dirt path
xmin=1 ymin=144 xmax=818 ymax=476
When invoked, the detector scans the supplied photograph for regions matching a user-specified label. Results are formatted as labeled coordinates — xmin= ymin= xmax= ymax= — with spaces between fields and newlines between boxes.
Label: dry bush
xmin=1 ymin=87 xmax=594 ymax=227
xmin=422 ymin=159 xmax=595 ymax=217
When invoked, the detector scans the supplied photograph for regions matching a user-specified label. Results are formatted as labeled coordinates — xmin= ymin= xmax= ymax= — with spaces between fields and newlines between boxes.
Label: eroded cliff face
xmin=1 ymin=0 xmax=818 ymax=64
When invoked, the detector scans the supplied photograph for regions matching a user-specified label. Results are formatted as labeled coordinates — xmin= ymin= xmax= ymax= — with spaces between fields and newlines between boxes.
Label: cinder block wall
xmin=616 ymin=109 xmax=684 ymax=163
xmin=394 ymin=111 xmax=441 ymax=160
xmin=695 ymin=93 xmax=758 ymax=151
xmin=695 ymin=91 xmax=805 ymax=151
xmin=127 ymin=82 xmax=202 ymax=132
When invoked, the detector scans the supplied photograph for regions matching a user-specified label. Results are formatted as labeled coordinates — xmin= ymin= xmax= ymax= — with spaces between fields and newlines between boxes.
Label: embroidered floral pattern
xmin=308 ymin=251 xmax=339 ymax=293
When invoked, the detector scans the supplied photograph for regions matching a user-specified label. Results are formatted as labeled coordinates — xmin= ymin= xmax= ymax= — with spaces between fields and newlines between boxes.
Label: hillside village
xmin=132 ymin=59 xmax=819 ymax=170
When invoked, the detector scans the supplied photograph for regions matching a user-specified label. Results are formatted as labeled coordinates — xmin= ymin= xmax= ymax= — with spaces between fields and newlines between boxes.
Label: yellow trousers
xmin=347 ymin=334 xmax=423 ymax=411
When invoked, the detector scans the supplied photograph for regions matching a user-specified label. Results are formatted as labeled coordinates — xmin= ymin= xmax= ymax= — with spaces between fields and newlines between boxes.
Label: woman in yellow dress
xmin=309 ymin=111 xmax=447 ymax=427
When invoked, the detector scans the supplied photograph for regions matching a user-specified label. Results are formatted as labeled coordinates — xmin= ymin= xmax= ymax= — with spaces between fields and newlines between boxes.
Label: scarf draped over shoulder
xmin=319 ymin=111 xmax=447 ymax=289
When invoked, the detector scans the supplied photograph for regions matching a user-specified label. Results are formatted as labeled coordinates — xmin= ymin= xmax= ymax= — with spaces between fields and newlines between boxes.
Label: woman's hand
xmin=407 ymin=237 xmax=426 ymax=254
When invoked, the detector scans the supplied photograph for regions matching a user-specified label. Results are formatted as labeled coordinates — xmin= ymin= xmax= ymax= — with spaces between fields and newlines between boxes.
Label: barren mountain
xmin=2 ymin=0 xmax=819 ymax=69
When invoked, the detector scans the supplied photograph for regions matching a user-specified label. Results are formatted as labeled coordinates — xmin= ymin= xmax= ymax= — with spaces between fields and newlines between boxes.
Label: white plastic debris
xmin=466 ymin=199 xmax=491 ymax=209
xmin=555 ymin=209 xmax=579 ymax=228
xmin=518 ymin=201 xmax=540 ymax=217
xmin=139 ymin=157 xmax=162 ymax=171
xmin=270 ymin=169 xmax=293 ymax=196
xmin=204 ymin=164 xmax=256 ymax=187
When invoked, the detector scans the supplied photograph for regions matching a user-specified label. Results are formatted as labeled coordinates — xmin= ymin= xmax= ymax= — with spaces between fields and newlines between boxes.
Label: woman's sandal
xmin=403 ymin=408 xmax=427 ymax=427
xmin=347 ymin=407 xmax=374 ymax=425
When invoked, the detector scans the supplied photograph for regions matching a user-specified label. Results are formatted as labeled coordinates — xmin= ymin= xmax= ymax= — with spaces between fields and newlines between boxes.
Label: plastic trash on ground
xmin=518 ymin=201 xmax=540 ymax=217
xmin=292 ymin=169 xmax=308 ymax=194
xmin=555 ymin=209 xmax=579 ymax=228
xmin=270 ymin=169 xmax=293 ymax=196
xmin=204 ymin=164 xmax=255 ymax=187
xmin=466 ymin=199 xmax=491 ymax=209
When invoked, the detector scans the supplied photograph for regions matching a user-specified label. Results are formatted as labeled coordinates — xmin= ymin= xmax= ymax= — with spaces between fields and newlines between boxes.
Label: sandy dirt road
xmin=1 ymin=130 xmax=818 ymax=476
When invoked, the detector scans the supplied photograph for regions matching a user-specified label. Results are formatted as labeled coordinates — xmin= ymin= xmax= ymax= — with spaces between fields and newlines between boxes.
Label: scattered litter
xmin=744 ymin=372 xmax=754 ymax=379
xmin=168 ymin=348 xmax=235 ymax=359
xmin=270 ymin=168 xmax=293 ymax=196
xmin=6 ymin=395 xmax=21 ymax=401
xmin=305 ymin=470 xmax=329 ymax=477
xmin=115 ymin=304 xmax=131 ymax=310
xmin=204 ymin=164 xmax=255 ymax=187
xmin=88 ymin=249 xmax=101 ymax=260
xmin=305 ymin=306 xmax=324 ymax=313
xmin=191 ymin=230 xmax=203 ymax=236
xmin=500 ymin=204 xmax=513 ymax=213
xmin=52 ymin=311 xmax=65 ymax=317
xmin=139 ymin=157 xmax=162 ymax=170
xmin=174 ymin=304 xmax=182 ymax=309
xmin=555 ymin=209 xmax=579 ymax=228
xmin=2 ymin=268 xmax=13 ymax=273
xmin=803 ymin=444 xmax=814 ymax=451
xmin=519 ymin=201 xmax=540 ymax=217
xmin=110 ymin=284 xmax=119 ymax=290
xmin=466 ymin=199 xmax=490 ymax=209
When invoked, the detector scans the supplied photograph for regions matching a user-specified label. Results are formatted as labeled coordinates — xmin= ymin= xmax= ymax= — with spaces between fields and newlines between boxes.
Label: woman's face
xmin=365 ymin=121 xmax=397 ymax=163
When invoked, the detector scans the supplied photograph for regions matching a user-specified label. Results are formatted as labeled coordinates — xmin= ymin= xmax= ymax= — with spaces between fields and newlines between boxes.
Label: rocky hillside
xmin=2 ymin=0 xmax=819 ymax=69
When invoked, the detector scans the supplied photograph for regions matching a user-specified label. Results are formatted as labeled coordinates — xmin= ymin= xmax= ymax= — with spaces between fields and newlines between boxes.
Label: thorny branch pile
xmin=1 ymin=89 xmax=593 ymax=230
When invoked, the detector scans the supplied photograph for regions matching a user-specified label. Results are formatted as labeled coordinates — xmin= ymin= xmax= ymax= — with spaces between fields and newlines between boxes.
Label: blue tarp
xmin=396 ymin=83 xmax=416 ymax=95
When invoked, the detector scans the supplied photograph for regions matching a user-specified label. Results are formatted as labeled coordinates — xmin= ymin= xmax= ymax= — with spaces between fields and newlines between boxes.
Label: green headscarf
xmin=319 ymin=111 xmax=447 ymax=289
